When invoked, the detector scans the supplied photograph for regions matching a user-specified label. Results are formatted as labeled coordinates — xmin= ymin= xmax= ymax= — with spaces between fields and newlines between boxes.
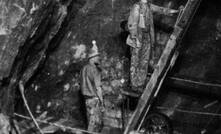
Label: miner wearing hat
xmin=80 ymin=40 xmax=104 ymax=132
xmin=127 ymin=0 xmax=179 ymax=92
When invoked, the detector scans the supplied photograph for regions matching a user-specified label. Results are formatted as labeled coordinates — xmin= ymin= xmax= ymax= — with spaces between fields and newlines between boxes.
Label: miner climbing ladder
xmin=124 ymin=0 xmax=202 ymax=133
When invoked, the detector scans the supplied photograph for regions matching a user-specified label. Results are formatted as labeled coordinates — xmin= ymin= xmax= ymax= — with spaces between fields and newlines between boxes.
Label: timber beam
xmin=122 ymin=75 xmax=221 ymax=98
xmin=124 ymin=0 xmax=202 ymax=133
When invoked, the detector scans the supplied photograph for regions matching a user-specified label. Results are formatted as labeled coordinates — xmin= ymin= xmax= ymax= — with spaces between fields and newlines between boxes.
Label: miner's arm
xmin=127 ymin=4 xmax=140 ymax=38
xmin=150 ymin=4 xmax=179 ymax=16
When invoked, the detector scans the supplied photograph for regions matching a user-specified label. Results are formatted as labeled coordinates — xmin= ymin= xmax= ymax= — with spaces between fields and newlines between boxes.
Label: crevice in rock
xmin=0 ymin=0 xmax=85 ymax=133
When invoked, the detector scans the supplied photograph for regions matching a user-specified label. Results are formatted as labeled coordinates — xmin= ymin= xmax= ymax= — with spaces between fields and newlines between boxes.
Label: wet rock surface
xmin=0 ymin=0 xmax=54 ymax=79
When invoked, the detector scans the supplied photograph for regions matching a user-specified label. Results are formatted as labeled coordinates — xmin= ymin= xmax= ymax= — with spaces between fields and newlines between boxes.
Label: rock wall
xmin=0 ymin=0 xmax=53 ymax=79
xmin=17 ymin=0 xmax=179 ymax=131
xmin=7 ymin=0 xmax=182 ymax=132
xmin=0 ymin=0 xmax=84 ymax=127
xmin=23 ymin=0 xmax=133 ymax=130
xmin=1 ymin=0 xmax=221 ymax=133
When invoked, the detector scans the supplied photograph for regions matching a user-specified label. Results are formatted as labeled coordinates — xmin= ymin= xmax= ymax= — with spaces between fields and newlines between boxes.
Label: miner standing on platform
xmin=127 ymin=0 xmax=179 ymax=92
xmin=80 ymin=40 xmax=104 ymax=132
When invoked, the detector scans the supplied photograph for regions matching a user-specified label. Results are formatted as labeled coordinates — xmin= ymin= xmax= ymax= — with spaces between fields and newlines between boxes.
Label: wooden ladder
xmin=124 ymin=0 xmax=202 ymax=133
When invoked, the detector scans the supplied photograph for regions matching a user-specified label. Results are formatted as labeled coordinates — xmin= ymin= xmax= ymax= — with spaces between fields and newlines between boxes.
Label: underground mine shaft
xmin=0 ymin=0 xmax=221 ymax=134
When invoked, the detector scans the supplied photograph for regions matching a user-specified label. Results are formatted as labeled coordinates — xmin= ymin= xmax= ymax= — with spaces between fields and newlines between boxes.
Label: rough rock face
xmin=0 ymin=0 xmax=53 ymax=115
xmin=0 ymin=0 xmax=221 ymax=134
xmin=0 ymin=0 xmax=190 ymax=132
xmin=0 ymin=114 xmax=11 ymax=134
xmin=0 ymin=0 xmax=52 ymax=79
xmin=0 ymin=0 xmax=83 ymax=126
xmin=22 ymin=0 xmax=180 ymax=130
xmin=24 ymin=0 xmax=133 ymax=130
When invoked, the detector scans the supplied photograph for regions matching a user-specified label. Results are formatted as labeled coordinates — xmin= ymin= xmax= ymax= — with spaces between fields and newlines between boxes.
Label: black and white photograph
xmin=0 ymin=0 xmax=221 ymax=134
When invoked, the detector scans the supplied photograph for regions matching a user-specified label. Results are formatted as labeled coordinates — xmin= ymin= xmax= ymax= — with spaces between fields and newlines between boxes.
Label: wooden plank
xmin=166 ymin=76 xmax=221 ymax=97
xmin=124 ymin=0 xmax=202 ymax=133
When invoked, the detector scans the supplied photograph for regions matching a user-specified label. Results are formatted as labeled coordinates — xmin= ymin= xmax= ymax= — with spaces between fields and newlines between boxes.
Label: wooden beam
xmin=167 ymin=76 xmax=221 ymax=97
xmin=122 ymin=75 xmax=221 ymax=98
xmin=124 ymin=0 xmax=202 ymax=133
xmin=124 ymin=26 xmax=182 ymax=134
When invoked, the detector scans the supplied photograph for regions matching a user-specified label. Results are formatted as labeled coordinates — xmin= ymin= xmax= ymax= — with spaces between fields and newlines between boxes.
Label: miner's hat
xmin=88 ymin=40 xmax=100 ymax=59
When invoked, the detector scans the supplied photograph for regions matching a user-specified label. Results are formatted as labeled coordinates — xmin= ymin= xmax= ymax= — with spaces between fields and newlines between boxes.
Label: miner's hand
xmin=169 ymin=9 xmax=179 ymax=14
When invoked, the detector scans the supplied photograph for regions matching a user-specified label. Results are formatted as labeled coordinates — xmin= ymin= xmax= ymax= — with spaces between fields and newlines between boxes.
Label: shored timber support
xmin=122 ymin=74 xmax=221 ymax=98
xmin=124 ymin=0 xmax=202 ymax=133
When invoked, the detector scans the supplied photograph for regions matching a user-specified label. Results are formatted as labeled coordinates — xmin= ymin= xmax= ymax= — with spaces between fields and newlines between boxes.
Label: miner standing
xmin=127 ymin=0 xmax=179 ymax=92
xmin=80 ymin=40 xmax=104 ymax=132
